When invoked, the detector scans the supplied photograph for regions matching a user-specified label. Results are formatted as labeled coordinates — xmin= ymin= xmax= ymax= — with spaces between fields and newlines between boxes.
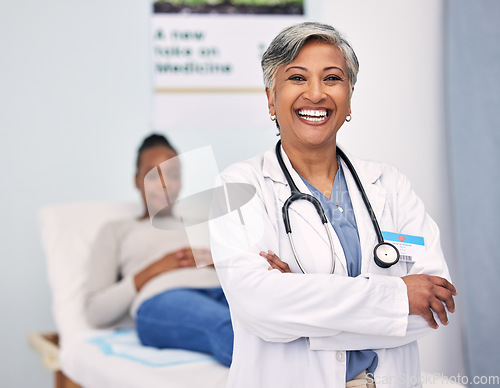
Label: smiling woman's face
xmin=266 ymin=40 xmax=352 ymax=150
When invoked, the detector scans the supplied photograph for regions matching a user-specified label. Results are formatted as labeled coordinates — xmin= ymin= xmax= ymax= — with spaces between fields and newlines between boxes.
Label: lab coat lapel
xmin=340 ymin=151 xmax=386 ymax=274
xmin=263 ymin=146 xmax=348 ymax=274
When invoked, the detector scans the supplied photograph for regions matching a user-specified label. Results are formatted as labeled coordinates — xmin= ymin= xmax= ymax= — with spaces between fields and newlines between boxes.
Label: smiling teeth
xmin=298 ymin=110 xmax=328 ymax=122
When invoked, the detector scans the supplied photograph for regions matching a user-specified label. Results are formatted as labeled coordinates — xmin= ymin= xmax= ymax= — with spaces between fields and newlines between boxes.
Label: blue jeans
xmin=136 ymin=287 xmax=233 ymax=367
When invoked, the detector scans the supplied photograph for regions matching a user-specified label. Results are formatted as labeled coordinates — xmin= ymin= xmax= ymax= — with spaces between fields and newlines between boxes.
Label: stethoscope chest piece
xmin=373 ymin=242 xmax=400 ymax=268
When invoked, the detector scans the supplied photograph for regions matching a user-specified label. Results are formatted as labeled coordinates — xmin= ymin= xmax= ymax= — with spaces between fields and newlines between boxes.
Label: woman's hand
xmin=134 ymin=247 xmax=198 ymax=291
xmin=260 ymin=250 xmax=291 ymax=273
xmin=402 ymin=274 xmax=457 ymax=329
xmin=191 ymin=248 xmax=214 ymax=268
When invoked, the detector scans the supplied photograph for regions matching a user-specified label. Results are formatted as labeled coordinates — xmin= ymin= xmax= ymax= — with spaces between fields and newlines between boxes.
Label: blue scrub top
xmin=300 ymin=157 xmax=378 ymax=381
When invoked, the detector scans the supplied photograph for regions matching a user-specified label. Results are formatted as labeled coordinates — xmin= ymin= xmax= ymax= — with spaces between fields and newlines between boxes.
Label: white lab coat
xmin=209 ymin=145 xmax=451 ymax=388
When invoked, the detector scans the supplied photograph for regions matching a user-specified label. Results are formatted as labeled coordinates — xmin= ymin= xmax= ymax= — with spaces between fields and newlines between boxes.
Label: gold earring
xmin=270 ymin=114 xmax=276 ymax=121
xmin=345 ymin=114 xmax=352 ymax=122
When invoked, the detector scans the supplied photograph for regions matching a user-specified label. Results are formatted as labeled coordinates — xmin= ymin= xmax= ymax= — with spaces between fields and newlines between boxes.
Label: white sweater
xmin=84 ymin=216 xmax=220 ymax=328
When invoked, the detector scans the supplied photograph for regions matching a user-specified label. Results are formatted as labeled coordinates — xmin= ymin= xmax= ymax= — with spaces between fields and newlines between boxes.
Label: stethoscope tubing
xmin=275 ymin=140 xmax=399 ymax=272
xmin=335 ymin=147 xmax=384 ymax=245
xmin=276 ymin=140 xmax=336 ymax=273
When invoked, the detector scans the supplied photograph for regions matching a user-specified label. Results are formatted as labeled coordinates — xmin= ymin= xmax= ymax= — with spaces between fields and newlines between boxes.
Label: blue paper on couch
xmin=89 ymin=329 xmax=214 ymax=367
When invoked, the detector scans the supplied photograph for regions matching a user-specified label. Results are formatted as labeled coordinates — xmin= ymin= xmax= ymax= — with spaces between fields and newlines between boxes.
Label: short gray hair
xmin=261 ymin=22 xmax=359 ymax=90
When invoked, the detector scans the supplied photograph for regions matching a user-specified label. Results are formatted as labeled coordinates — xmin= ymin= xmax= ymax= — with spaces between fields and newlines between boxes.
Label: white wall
xmin=0 ymin=2 xmax=151 ymax=386
xmin=0 ymin=0 xmax=464 ymax=386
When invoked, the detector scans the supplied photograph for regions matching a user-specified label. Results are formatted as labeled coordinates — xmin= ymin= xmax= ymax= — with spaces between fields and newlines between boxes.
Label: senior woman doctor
xmin=210 ymin=22 xmax=456 ymax=388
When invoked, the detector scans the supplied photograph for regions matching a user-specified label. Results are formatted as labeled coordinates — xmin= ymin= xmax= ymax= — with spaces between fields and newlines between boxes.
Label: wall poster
xmin=151 ymin=0 xmax=304 ymax=130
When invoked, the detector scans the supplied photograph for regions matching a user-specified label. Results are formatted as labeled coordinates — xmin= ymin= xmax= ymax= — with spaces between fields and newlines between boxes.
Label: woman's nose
xmin=303 ymin=80 xmax=326 ymax=103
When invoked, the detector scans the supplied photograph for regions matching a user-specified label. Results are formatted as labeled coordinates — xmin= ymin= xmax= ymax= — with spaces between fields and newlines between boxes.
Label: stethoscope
xmin=275 ymin=140 xmax=400 ymax=273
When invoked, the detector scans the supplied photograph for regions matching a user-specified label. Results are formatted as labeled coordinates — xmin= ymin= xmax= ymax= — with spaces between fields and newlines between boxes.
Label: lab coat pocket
xmin=399 ymin=255 xmax=415 ymax=274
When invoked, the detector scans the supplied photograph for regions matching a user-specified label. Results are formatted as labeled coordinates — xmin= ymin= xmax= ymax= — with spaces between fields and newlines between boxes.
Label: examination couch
xmin=29 ymin=201 xmax=229 ymax=388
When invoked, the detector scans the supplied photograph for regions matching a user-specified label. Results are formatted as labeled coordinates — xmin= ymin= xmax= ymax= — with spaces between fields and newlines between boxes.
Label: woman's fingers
xmin=176 ymin=247 xmax=197 ymax=267
xmin=422 ymin=308 xmax=439 ymax=330
xmin=431 ymin=275 xmax=458 ymax=296
xmin=260 ymin=250 xmax=291 ymax=273
xmin=429 ymin=276 xmax=456 ymax=314
xmin=191 ymin=248 xmax=213 ymax=267
xmin=268 ymin=251 xmax=291 ymax=273
xmin=261 ymin=251 xmax=283 ymax=270
xmin=402 ymin=274 xmax=457 ymax=328
xmin=433 ymin=284 xmax=455 ymax=313
xmin=430 ymin=297 xmax=448 ymax=326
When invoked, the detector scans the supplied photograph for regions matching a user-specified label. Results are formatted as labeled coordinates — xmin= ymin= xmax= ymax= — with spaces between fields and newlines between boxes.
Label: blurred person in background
xmin=84 ymin=134 xmax=233 ymax=367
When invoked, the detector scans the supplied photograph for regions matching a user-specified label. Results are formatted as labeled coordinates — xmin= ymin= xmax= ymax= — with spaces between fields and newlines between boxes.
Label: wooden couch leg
xmin=28 ymin=332 xmax=82 ymax=388
xmin=55 ymin=370 xmax=81 ymax=388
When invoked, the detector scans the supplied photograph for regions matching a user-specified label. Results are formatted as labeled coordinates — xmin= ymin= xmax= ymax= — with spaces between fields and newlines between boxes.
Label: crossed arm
xmin=262 ymin=250 xmax=457 ymax=331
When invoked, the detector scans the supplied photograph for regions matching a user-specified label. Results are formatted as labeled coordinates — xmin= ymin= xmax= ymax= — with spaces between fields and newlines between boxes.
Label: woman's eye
xmin=288 ymin=75 xmax=305 ymax=82
xmin=325 ymin=75 xmax=342 ymax=82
